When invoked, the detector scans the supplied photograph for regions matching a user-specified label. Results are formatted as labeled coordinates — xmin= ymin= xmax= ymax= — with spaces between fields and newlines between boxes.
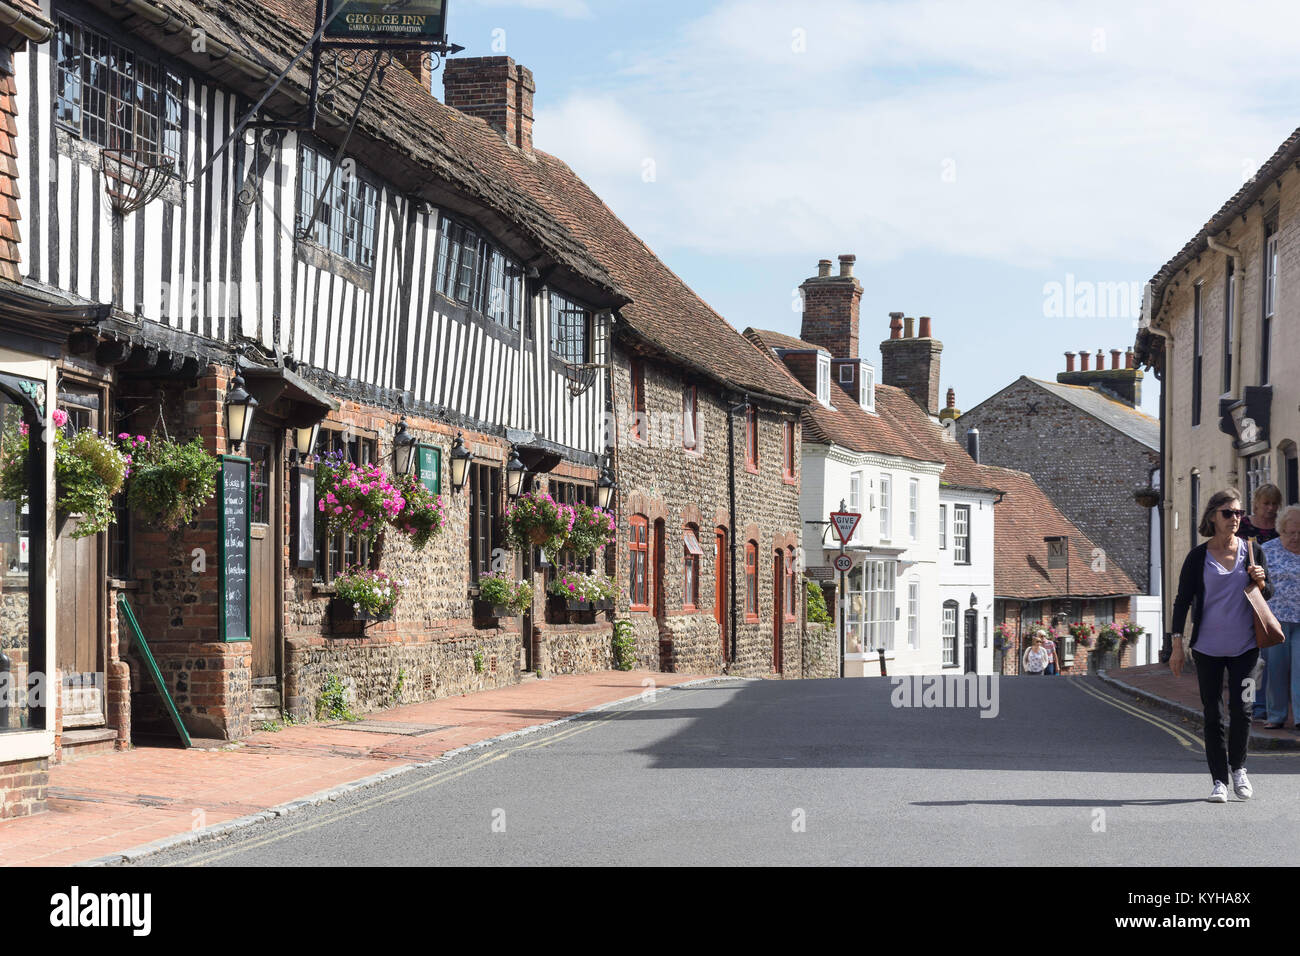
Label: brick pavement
xmin=1099 ymin=662 xmax=1299 ymax=748
xmin=0 ymin=670 xmax=703 ymax=867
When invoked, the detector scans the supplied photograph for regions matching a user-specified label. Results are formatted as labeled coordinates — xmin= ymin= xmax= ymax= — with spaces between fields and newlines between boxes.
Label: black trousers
xmin=1193 ymin=647 xmax=1260 ymax=783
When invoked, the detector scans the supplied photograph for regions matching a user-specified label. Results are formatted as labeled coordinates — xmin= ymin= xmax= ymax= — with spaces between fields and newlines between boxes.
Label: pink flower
xmin=18 ymin=422 xmax=27 ymax=436
xmin=52 ymin=409 xmax=68 ymax=428
xmin=118 ymin=432 xmax=131 ymax=441
xmin=334 ymin=506 xmax=344 ymax=515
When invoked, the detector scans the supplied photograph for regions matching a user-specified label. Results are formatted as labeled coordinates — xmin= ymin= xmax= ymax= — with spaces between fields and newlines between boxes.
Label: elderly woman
xmin=1022 ymin=633 xmax=1049 ymax=675
xmin=1261 ymin=505 xmax=1300 ymax=729
xmin=1170 ymin=488 xmax=1272 ymax=803
xmin=1243 ymin=484 xmax=1283 ymax=717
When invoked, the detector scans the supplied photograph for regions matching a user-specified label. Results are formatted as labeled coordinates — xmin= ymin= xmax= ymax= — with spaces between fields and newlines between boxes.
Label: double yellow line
xmin=1068 ymin=676 xmax=1203 ymax=751
xmin=170 ymin=692 xmax=664 ymax=867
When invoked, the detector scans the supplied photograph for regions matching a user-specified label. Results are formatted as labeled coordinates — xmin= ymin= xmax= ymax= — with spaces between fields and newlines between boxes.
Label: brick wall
xmin=799 ymin=256 xmax=862 ymax=360
xmin=957 ymin=377 xmax=1159 ymax=592
xmin=442 ymin=56 xmax=535 ymax=154
xmin=880 ymin=332 xmax=944 ymax=417
xmin=611 ymin=348 xmax=805 ymax=678
xmin=0 ymin=757 xmax=47 ymax=819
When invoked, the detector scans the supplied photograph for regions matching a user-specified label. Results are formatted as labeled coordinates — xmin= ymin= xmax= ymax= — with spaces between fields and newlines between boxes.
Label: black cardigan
xmin=1171 ymin=538 xmax=1273 ymax=648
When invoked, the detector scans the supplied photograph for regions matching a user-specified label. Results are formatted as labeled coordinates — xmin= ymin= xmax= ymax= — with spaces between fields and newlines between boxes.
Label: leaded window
xmin=435 ymin=216 xmax=525 ymax=330
xmin=298 ymin=143 xmax=378 ymax=268
xmin=550 ymin=290 xmax=590 ymax=364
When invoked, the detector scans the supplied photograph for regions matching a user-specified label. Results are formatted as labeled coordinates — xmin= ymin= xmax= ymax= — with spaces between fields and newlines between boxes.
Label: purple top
xmin=1196 ymin=539 xmax=1256 ymax=657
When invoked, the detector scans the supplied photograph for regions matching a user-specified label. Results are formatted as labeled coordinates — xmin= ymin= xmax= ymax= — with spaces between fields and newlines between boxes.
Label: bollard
xmin=877 ymin=647 xmax=887 ymax=677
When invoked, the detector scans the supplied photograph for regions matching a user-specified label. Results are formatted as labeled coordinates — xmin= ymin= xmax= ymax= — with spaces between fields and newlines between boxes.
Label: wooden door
xmin=772 ymin=549 xmax=784 ymax=673
xmin=652 ymin=518 xmax=665 ymax=620
xmin=245 ymin=437 xmax=279 ymax=680
xmin=715 ymin=529 xmax=727 ymax=660
xmin=56 ymin=393 xmax=105 ymax=727
xmin=963 ymin=611 xmax=977 ymax=674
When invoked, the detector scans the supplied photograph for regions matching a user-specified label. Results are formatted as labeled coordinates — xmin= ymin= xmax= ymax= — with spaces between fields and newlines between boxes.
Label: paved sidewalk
xmin=0 ymin=670 xmax=704 ymax=867
xmin=1098 ymin=662 xmax=1300 ymax=749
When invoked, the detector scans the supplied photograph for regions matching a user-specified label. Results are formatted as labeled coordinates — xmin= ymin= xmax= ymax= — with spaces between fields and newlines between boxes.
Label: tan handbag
xmin=1246 ymin=539 xmax=1286 ymax=649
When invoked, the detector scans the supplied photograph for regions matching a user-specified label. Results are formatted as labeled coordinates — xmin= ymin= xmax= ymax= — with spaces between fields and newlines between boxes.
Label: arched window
xmin=683 ymin=524 xmax=701 ymax=610
xmin=745 ymin=540 xmax=759 ymax=621
xmin=629 ymin=515 xmax=648 ymax=610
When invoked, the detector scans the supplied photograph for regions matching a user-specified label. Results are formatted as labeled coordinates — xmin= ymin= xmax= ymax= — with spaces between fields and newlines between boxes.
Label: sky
xmin=448 ymin=0 xmax=1300 ymax=419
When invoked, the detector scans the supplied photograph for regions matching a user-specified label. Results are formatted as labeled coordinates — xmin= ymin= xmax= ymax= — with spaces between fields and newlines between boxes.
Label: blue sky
xmin=450 ymin=0 xmax=1300 ymax=419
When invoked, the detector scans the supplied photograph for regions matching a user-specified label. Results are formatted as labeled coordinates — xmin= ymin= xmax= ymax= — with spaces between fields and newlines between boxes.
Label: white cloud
xmin=535 ymin=0 xmax=1300 ymax=273
xmin=468 ymin=0 xmax=591 ymax=19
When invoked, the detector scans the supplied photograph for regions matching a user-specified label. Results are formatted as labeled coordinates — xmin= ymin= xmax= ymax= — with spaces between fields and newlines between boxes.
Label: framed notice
xmin=324 ymin=0 xmax=446 ymax=41
xmin=219 ymin=456 xmax=252 ymax=643
xmin=292 ymin=464 xmax=317 ymax=569
xmin=417 ymin=444 xmax=441 ymax=495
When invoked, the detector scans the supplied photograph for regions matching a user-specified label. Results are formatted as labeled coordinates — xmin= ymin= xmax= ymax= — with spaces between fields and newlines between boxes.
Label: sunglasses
xmin=1220 ymin=509 xmax=1246 ymax=520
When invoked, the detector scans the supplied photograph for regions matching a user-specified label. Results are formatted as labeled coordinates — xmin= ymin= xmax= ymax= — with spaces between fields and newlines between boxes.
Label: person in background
xmin=1023 ymin=634 xmax=1049 ymax=675
xmin=1170 ymin=488 xmax=1272 ymax=803
xmin=1261 ymin=505 xmax=1300 ymax=730
xmin=1043 ymin=631 xmax=1060 ymax=675
xmin=1242 ymin=484 xmax=1282 ymax=717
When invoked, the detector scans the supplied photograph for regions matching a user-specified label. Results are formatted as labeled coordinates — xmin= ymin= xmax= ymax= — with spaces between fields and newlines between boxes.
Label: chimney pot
xmin=1079 ymin=350 xmax=1091 ymax=371
xmin=888 ymin=312 xmax=903 ymax=340
xmin=946 ymin=387 xmax=956 ymax=409
xmin=1065 ymin=352 xmax=1076 ymax=372
xmin=1111 ymin=348 xmax=1121 ymax=370
xmin=1125 ymin=347 xmax=1135 ymax=370
xmin=966 ymin=427 xmax=981 ymax=464
xmin=903 ymin=316 xmax=915 ymax=339
xmin=918 ymin=316 xmax=933 ymax=338
xmin=838 ymin=254 xmax=856 ymax=278
xmin=817 ymin=259 xmax=832 ymax=278
xmin=1096 ymin=349 xmax=1105 ymax=369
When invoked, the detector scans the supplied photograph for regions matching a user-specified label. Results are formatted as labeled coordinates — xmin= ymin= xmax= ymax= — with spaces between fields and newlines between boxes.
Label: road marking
xmin=1067 ymin=677 xmax=1202 ymax=750
xmin=171 ymin=694 xmax=666 ymax=866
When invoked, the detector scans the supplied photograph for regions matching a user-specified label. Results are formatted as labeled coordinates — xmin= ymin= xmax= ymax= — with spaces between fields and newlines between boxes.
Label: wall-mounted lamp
xmin=225 ymin=366 xmax=257 ymax=452
xmin=450 ymin=432 xmax=472 ymax=491
xmin=970 ymin=592 xmax=978 ymax=609
xmin=393 ymin=415 xmax=417 ymax=475
xmin=291 ymin=421 xmax=321 ymax=463
xmin=506 ymin=448 xmax=528 ymax=498
xmin=597 ymin=464 xmax=616 ymax=510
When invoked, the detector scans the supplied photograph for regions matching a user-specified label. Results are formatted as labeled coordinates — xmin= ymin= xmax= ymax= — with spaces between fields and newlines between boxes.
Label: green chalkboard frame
xmin=417 ymin=443 xmax=441 ymax=495
xmin=219 ymin=455 xmax=252 ymax=643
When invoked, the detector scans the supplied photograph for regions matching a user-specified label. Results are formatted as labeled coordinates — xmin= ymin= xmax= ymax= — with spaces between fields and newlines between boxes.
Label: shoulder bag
xmin=1245 ymin=538 xmax=1285 ymax=649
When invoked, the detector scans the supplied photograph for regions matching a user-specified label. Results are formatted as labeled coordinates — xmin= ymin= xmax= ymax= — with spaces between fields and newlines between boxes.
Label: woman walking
xmin=1169 ymin=488 xmax=1272 ymax=803
xmin=1022 ymin=634 xmax=1049 ymax=675
xmin=1261 ymin=505 xmax=1300 ymax=730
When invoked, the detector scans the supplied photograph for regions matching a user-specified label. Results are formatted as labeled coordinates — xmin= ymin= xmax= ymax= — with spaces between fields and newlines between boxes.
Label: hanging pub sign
xmin=324 ymin=0 xmax=447 ymax=41
xmin=417 ymin=444 xmax=441 ymax=495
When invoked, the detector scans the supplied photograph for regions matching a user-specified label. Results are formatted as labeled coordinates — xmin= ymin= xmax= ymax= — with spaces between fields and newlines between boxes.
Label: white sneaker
xmin=1209 ymin=781 xmax=1229 ymax=803
xmin=1232 ymin=768 xmax=1252 ymax=800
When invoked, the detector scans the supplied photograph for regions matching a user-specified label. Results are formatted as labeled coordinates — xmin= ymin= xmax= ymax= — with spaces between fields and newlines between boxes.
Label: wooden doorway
xmin=963 ymin=610 xmax=978 ymax=674
xmin=56 ymin=387 xmax=105 ymax=728
xmin=772 ymin=548 xmax=784 ymax=673
xmin=244 ymin=433 xmax=280 ymax=683
xmin=652 ymin=518 xmax=665 ymax=620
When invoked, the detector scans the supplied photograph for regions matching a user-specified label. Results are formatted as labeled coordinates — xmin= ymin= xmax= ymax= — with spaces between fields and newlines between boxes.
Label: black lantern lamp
xmin=225 ymin=367 xmax=257 ymax=452
xmin=393 ymin=416 xmax=417 ymax=476
xmin=292 ymin=420 xmax=321 ymax=463
xmin=450 ymin=432 xmax=472 ymax=491
xmin=506 ymin=448 xmax=528 ymax=498
xmin=597 ymin=464 xmax=615 ymax=510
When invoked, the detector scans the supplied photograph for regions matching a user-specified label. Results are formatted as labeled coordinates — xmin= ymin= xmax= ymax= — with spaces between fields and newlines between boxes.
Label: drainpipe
xmin=726 ymin=399 xmax=741 ymax=668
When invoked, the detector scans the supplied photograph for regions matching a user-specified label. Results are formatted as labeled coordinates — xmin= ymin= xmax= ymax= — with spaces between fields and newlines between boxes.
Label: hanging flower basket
xmin=389 ymin=471 xmax=446 ymax=549
xmin=506 ymin=490 xmax=574 ymax=554
xmin=315 ymin=451 xmax=405 ymax=542
xmin=121 ymin=434 xmax=220 ymax=531
xmin=1 ymin=409 xmax=128 ymax=540
xmin=564 ymin=502 xmax=617 ymax=557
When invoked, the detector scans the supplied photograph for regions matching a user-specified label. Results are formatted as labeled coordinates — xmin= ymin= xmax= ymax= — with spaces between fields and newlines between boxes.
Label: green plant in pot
xmin=332 ymin=566 xmax=402 ymax=621
xmin=122 ymin=434 xmax=220 ymax=531
xmin=505 ymin=490 xmax=574 ymax=554
xmin=548 ymin=570 xmax=617 ymax=608
xmin=477 ymin=572 xmax=532 ymax=617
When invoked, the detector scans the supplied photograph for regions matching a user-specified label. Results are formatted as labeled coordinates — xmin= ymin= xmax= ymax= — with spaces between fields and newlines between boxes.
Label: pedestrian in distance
xmin=1260 ymin=505 xmax=1300 ymax=731
xmin=1022 ymin=634 xmax=1049 ymax=675
xmin=1170 ymin=488 xmax=1272 ymax=803
xmin=1242 ymin=483 xmax=1282 ymax=718
xmin=1042 ymin=631 xmax=1060 ymax=675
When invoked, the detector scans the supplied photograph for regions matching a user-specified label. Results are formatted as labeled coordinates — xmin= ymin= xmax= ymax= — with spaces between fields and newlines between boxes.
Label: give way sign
xmin=830 ymin=511 xmax=861 ymax=545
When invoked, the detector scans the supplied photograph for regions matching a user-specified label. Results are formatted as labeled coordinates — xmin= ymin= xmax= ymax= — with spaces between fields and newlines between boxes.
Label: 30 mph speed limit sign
xmin=833 ymin=554 xmax=854 ymax=573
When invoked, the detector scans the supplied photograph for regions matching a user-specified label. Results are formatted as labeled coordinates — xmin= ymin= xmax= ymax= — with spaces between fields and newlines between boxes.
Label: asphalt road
xmin=146 ymin=675 xmax=1300 ymax=866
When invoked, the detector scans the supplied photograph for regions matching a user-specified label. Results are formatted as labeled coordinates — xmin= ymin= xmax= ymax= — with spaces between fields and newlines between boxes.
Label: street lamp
xmin=506 ymin=448 xmax=528 ymax=498
xmin=597 ymin=464 xmax=615 ymax=510
xmin=393 ymin=416 xmax=417 ymax=476
xmin=449 ymin=433 xmax=471 ymax=491
xmin=225 ymin=367 xmax=257 ymax=452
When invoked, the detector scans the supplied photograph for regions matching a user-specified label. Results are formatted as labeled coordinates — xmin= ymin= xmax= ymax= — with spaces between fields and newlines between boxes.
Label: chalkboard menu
xmin=417 ymin=444 xmax=441 ymax=495
xmin=219 ymin=456 xmax=252 ymax=642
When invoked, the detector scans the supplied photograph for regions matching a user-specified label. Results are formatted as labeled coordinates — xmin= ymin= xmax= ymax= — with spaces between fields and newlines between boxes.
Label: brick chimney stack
xmin=1057 ymin=345 xmax=1145 ymax=407
xmin=442 ymin=56 xmax=536 ymax=156
xmin=799 ymin=254 xmax=862 ymax=360
xmin=880 ymin=313 xmax=944 ymax=417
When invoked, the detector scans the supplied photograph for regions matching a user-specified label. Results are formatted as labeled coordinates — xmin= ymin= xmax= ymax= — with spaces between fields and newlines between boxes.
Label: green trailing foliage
xmin=612 ymin=619 xmax=637 ymax=671
xmin=805 ymin=579 xmax=832 ymax=626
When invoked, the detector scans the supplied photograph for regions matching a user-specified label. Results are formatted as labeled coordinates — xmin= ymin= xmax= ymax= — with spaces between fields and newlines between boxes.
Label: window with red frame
xmin=745 ymin=540 xmax=758 ymax=620
xmin=683 ymin=524 xmax=702 ymax=609
xmin=785 ymin=546 xmax=798 ymax=621
xmin=782 ymin=421 xmax=795 ymax=480
xmin=631 ymin=361 xmax=646 ymax=442
xmin=629 ymin=515 xmax=649 ymax=609
xmin=682 ymin=385 xmax=698 ymax=450
xmin=745 ymin=405 xmax=758 ymax=470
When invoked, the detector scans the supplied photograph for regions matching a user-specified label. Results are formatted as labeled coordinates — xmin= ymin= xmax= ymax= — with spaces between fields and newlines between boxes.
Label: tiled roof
xmin=122 ymin=0 xmax=806 ymax=405
xmin=1026 ymin=379 xmax=1160 ymax=450
xmin=870 ymin=386 xmax=1004 ymax=494
xmin=751 ymin=328 xmax=826 ymax=353
xmin=982 ymin=465 xmax=1138 ymax=600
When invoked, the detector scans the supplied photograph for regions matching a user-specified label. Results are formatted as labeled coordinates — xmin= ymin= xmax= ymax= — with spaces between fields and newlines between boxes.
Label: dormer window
xmin=861 ymin=364 xmax=875 ymax=411
xmin=817 ymin=354 xmax=831 ymax=406
xmin=839 ymin=363 xmax=854 ymax=385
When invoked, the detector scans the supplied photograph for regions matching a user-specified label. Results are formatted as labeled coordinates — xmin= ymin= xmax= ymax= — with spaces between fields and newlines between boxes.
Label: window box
xmin=566 ymin=598 xmax=593 ymax=611
xmin=329 ymin=597 xmax=391 ymax=623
